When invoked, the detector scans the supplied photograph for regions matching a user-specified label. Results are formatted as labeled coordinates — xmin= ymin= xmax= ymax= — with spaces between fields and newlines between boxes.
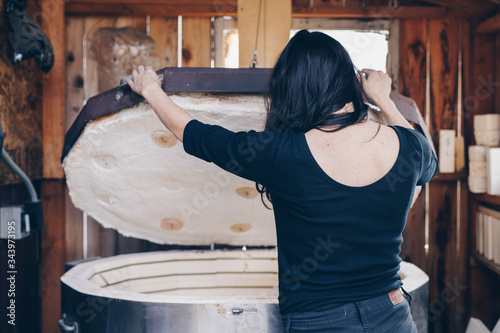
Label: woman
xmin=128 ymin=30 xmax=437 ymax=333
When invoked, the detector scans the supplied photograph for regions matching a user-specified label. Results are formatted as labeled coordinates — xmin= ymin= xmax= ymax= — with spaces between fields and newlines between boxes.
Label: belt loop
xmin=281 ymin=314 xmax=290 ymax=332
xmin=401 ymin=286 xmax=412 ymax=307
xmin=354 ymin=301 xmax=370 ymax=333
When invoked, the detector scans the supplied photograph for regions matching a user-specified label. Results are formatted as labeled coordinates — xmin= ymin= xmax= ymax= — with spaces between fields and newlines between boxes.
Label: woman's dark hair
xmin=257 ymin=29 xmax=370 ymax=207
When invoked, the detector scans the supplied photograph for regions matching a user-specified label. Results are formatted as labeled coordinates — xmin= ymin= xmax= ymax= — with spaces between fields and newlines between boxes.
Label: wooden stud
xmin=182 ymin=18 xmax=211 ymax=67
xmin=149 ymin=17 xmax=178 ymax=67
xmin=238 ymin=0 xmax=292 ymax=68
xmin=86 ymin=216 xmax=117 ymax=258
xmin=496 ymin=34 xmax=500 ymax=114
xmin=429 ymin=16 xmax=459 ymax=155
xmin=81 ymin=17 xmax=118 ymax=259
xmin=398 ymin=19 xmax=427 ymax=270
xmin=83 ymin=17 xmax=115 ymax=99
xmin=64 ymin=186 xmax=83 ymax=262
xmin=40 ymin=181 xmax=66 ymax=333
xmin=65 ymin=1 xmax=447 ymax=19
xmin=114 ymin=16 xmax=147 ymax=31
xmin=65 ymin=17 xmax=85 ymax=132
xmin=41 ymin=0 xmax=65 ymax=179
xmin=471 ymin=34 xmax=496 ymax=118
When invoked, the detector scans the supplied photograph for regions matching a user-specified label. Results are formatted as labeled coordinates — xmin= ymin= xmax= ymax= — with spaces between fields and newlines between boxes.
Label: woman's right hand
xmin=360 ymin=69 xmax=392 ymax=105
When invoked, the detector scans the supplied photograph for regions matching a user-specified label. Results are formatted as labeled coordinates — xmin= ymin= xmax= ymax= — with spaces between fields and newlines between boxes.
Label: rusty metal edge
xmin=61 ymin=67 xmax=272 ymax=162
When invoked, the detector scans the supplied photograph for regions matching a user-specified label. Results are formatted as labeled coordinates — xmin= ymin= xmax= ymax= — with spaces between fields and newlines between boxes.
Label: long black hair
xmin=257 ymin=30 xmax=370 ymax=207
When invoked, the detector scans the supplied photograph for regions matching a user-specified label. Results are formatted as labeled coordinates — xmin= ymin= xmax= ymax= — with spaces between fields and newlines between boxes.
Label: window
xmin=213 ymin=17 xmax=399 ymax=88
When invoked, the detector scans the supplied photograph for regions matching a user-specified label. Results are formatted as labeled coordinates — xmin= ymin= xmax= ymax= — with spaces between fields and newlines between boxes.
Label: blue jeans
xmin=281 ymin=288 xmax=418 ymax=332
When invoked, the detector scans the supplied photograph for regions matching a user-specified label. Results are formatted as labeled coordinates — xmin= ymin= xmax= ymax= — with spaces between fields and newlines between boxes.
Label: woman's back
xmin=305 ymin=119 xmax=400 ymax=187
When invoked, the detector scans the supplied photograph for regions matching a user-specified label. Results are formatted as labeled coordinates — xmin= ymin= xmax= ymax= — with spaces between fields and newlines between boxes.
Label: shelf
xmin=432 ymin=172 xmax=468 ymax=182
xmin=473 ymin=193 xmax=500 ymax=206
xmin=473 ymin=252 xmax=500 ymax=276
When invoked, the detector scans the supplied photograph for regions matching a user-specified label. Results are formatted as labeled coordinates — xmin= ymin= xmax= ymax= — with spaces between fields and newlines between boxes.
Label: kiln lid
xmin=62 ymin=68 xmax=277 ymax=246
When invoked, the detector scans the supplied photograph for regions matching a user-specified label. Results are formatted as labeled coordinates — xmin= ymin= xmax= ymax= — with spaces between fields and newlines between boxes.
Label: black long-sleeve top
xmin=182 ymin=119 xmax=438 ymax=314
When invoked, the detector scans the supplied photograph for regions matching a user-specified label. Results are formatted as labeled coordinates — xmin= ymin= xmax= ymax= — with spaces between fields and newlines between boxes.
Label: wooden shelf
xmin=473 ymin=193 xmax=500 ymax=206
xmin=473 ymin=252 xmax=500 ymax=276
xmin=432 ymin=172 xmax=468 ymax=182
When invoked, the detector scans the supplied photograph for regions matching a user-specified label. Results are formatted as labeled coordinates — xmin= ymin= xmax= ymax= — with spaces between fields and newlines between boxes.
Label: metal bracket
xmin=58 ymin=314 xmax=79 ymax=333
xmin=217 ymin=308 xmax=258 ymax=315
xmin=5 ymin=0 xmax=54 ymax=72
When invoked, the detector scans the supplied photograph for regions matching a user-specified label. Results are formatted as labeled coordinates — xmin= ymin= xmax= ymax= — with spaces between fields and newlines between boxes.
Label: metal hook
xmin=249 ymin=51 xmax=259 ymax=68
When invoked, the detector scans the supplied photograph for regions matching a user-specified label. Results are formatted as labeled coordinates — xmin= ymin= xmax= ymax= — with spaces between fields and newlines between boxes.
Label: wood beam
xmin=477 ymin=13 xmax=500 ymax=34
xmin=415 ymin=0 xmax=498 ymax=18
xmin=65 ymin=0 xmax=446 ymax=19
xmin=291 ymin=5 xmax=446 ymax=18
xmin=65 ymin=0 xmax=237 ymax=17
xmin=238 ymin=0 xmax=291 ymax=68
xmin=40 ymin=0 xmax=66 ymax=331
xmin=42 ymin=0 xmax=65 ymax=179
xmin=40 ymin=181 xmax=66 ymax=333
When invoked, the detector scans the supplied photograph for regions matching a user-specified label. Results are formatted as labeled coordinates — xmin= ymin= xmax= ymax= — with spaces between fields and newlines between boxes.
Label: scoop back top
xmin=182 ymin=119 xmax=438 ymax=314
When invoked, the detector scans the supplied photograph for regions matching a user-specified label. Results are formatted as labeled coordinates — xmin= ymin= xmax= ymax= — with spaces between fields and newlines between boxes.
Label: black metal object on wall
xmin=4 ymin=0 xmax=54 ymax=72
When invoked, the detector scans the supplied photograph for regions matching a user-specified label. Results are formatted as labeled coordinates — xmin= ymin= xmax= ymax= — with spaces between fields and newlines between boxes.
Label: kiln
xmin=59 ymin=68 xmax=429 ymax=333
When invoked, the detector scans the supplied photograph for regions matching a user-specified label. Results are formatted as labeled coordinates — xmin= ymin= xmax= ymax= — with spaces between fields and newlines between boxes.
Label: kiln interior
xmin=83 ymin=250 xmax=279 ymax=299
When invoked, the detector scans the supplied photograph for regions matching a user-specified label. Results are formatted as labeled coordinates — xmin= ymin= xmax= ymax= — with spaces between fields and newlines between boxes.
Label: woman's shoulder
xmin=388 ymin=125 xmax=428 ymax=149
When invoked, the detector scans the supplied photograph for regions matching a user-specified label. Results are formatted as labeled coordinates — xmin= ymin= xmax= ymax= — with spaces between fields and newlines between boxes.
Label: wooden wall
xmin=399 ymin=14 xmax=500 ymax=332
xmin=468 ymin=31 xmax=500 ymax=329
xmin=64 ymin=15 xmax=214 ymax=265
xmin=0 ymin=0 xmax=43 ymax=186
xmin=399 ymin=16 xmax=468 ymax=333
xmin=58 ymin=5 xmax=498 ymax=333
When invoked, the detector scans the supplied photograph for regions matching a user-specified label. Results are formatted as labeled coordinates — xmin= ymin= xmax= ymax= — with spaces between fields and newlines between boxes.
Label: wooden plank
xmin=292 ymin=5 xmax=447 ymax=19
xmin=65 ymin=2 xmax=447 ymax=19
xmin=182 ymin=17 xmax=211 ymax=67
xmin=427 ymin=16 xmax=464 ymax=333
xmin=429 ymin=17 xmax=459 ymax=146
xmin=150 ymin=17 xmax=178 ymax=67
xmin=66 ymin=3 xmax=236 ymax=17
xmin=388 ymin=19 xmax=400 ymax=92
xmin=238 ymin=0 xmax=291 ymax=68
xmin=469 ymin=263 xmax=500 ymax=327
xmin=83 ymin=17 xmax=115 ymax=100
xmin=82 ymin=17 xmax=117 ymax=258
xmin=496 ymin=34 xmax=500 ymax=114
xmin=115 ymin=234 xmax=147 ymax=254
xmin=399 ymin=19 xmax=428 ymax=117
xmin=476 ymin=13 xmax=500 ymax=34
xmin=462 ymin=20 xmax=474 ymax=150
xmin=427 ymin=182 xmax=459 ymax=333
xmin=114 ymin=16 xmax=147 ymax=31
xmin=471 ymin=34 xmax=496 ymax=119
xmin=455 ymin=180 xmax=469 ymax=333
xmin=398 ymin=19 xmax=428 ymax=271
xmin=65 ymin=17 xmax=85 ymax=263
xmin=41 ymin=0 xmax=65 ymax=179
xmin=65 ymin=17 xmax=85 ymax=132
xmin=65 ymin=185 xmax=83 ymax=262
xmin=40 ymin=180 xmax=66 ymax=333
xmin=86 ymin=216 xmax=117 ymax=258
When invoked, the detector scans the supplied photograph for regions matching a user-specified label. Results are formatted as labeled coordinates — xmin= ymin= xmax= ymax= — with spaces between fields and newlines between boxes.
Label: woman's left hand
xmin=127 ymin=65 xmax=162 ymax=97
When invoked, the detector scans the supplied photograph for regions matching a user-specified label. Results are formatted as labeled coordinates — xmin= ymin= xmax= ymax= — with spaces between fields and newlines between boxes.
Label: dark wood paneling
xmin=0 ymin=0 xmax=43 ymax=186
xmin=40 ymin=180 xmax=66 ymax=333
xmin=65 ymin=0 xmax=447 ymax=19
xmin=399 ymin=19 xmax=428 ymax=270
xmin=41 ymin=0 xmax=66 ymax=179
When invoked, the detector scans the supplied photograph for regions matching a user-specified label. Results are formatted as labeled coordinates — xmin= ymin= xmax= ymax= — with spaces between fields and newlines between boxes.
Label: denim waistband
xmin=281 ymin=287 xmax=412 ymax=322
